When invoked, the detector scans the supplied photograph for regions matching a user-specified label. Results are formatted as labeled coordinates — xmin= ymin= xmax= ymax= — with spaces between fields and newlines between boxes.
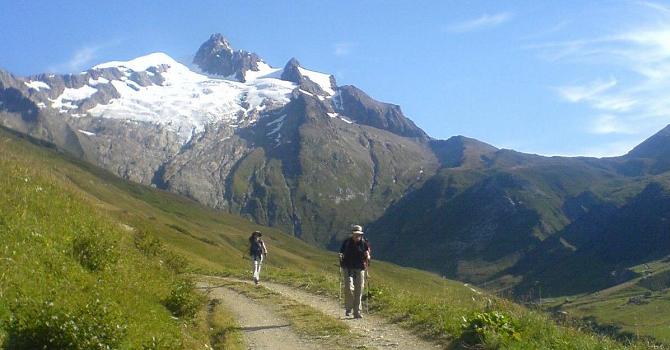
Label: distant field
xmin=544 ymin=260 xmax=670 ymax=344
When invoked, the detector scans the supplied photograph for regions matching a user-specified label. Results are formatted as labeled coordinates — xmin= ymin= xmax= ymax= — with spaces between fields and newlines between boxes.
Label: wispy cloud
xmin=447 ymin=12 xmax=513 ymax=33
xmin=48 ymin=39 xmax=123 ymax=73
xmin=539 ymin=2 xmax=670 ymax=138
xmin=557 ymin=78 xmax=617 ymax=103
xmin=589 ymin=114 xmax=640 ymax=135
xmin=49 ymin=45 xmax=103 ymax=73
xmin=333 ymin=42 xmax=354 ymax=57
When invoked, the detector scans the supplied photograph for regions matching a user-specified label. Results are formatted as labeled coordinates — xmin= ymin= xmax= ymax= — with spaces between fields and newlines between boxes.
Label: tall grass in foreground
xmin=0 ymin=141 xmax=207 ymax=348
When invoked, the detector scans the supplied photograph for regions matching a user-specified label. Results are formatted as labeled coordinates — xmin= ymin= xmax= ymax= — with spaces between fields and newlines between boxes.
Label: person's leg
xmin=352 ymin=269 xmax=365 ymax=318
xmin=342 ymin=268 xmax=354 ymax=315
xmin=256 ymin=254 xmax=264 ymax=282
xmin=252 ymin=257 xmax=260 ymax=283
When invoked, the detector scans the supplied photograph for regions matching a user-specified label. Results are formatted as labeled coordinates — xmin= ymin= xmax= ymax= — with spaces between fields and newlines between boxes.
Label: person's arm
xmin=261 ymin=241 xmax=268 ymax=255
xmin=363 ymin=241 xmax=371 ymax=261
xmin=339 ymin=239 xmax=347 ymax=261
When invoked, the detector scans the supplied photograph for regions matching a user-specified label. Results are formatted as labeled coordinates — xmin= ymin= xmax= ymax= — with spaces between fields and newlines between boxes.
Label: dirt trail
xmin=197 ymin=281 xmax=320 ymax=350
xmin=206 ymin=276 xmax=442 ymax=349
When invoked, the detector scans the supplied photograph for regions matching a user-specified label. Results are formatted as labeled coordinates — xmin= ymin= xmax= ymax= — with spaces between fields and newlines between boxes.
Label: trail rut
xmin=203 ymin=276 xmax=442 ymax=349
xmin=198 ymin=282 xmax=320 ymax=350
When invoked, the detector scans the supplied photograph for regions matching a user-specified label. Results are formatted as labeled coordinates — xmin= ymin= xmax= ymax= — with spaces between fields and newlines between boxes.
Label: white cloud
xmin=557 ymin=78 xmax=617 ymax=102
xmin=49 ymin=45 xmax=102 ymax=73
xmin=48 ymin=39 xmax=123 ymax=73
xmin=447 ymin=12 xmax=513 ymax=33
xmin=539 ymin=2 xmax=670 ymax=138
xmin=333 ymin=42 xmax=354 ymax=57
xmin=589 ymin=115 xmax=639 ymax=135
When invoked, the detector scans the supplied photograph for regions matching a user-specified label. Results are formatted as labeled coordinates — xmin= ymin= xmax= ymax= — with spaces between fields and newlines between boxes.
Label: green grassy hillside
xmin=0 ymin=131 xmax=208 ymax=348
xmin=544 ymin=258 xmax=670 ymax=344
xmin=0 ymin=127 xmax=662 ymax=349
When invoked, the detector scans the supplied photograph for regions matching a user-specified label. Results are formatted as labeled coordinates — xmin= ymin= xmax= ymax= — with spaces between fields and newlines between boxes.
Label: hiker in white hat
xmin=338 ymin=224 xmax=371 ymax=319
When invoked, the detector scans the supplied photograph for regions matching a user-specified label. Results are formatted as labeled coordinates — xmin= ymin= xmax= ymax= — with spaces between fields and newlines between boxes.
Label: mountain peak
xmin=280 ymin=57 xmax=336 ymax=95
xmin=628 ymin=124 xmax=670 ymax=158
xmin=93 ymin=52 xmax=179 ymax=71
xmin=280 ymin=58 xmax=303 ymax=84
xmin=431 ymin=135 xmax=498 ymax=168
xmin=207 ymin=33 xmax=234 ymax=52
xmin=193 ymin=33 xmax=262 ymax=82
xmin=623 ymin=124 xmax=670 ymax=174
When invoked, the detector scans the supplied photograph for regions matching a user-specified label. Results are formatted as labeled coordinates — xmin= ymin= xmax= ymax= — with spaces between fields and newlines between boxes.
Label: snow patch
xmin=87 ymin=53 xmax=297 ymax=144
xmin=298 ymin=89 xmax=314 ymax=97
xmin=36 ymin=102 xmax=47 ymax=109
xmin=244 ymin=61 xmax=282 ymax=81
xmin=89 ymin=77 xmax=110 ymax=85
xmin=61 ymin=85 xmax=98 ymax=100
xmin=51 ymin=85 xmax=98 ymax=110
xmin=327 ymin=111 xmax=353 ymax=124
xmin=297 ymin=67 xmax=334 ymax=95
xmin=93 ymin=52 xmax=177 ymax=71
xmin=266 ymin=114 xmax=286 ymax=136
xmin=332 ymin=90 xmax=344 ymax=110
xmin=25 ymin=80 xmax=51 ymax=91
xmin=77 ymin=129 xmax=96 ymax=136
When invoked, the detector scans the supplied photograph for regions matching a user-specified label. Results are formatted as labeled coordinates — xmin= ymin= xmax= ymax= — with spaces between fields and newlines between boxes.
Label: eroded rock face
xmin=193 ymin=33 xmax=262 ymax=82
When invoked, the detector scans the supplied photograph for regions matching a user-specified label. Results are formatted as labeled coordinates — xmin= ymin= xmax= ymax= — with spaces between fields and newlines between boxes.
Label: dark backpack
xmin=250 ymin=239 xmax=264 ymax=256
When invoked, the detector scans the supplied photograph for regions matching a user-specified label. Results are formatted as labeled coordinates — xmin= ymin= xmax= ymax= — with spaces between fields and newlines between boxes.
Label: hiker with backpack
xmin=339 ymin=224 xmax=371 ymax=319
xmin=249 ymin=230 xmax=268 ymax=285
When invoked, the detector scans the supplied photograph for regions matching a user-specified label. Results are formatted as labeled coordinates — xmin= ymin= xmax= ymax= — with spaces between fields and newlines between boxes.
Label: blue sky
xmin=3 ymin=1 xmax=670 ymax=157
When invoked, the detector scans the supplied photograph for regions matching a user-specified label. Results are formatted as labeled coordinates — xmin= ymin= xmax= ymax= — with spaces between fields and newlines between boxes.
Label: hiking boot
xmin=345 ymin=309 xmax=351 ymax=316
xmin=353 ymin=313 xmax=363 ymax=319
xmin=253 ymin=277 xmax=259 ymax=285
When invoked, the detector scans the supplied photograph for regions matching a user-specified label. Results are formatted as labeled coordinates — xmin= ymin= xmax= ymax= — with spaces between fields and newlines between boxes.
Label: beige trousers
xmin=252 ymin=255 xmax=264 ymax=281
xmin=342 ymin=268 xmax=365 ymax=315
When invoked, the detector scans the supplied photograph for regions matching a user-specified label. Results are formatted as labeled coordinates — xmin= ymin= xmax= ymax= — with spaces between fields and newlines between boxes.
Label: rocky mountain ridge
xmin=0 ymin=33 xmax=434 ymax=247
xmin=3 ymin=34 xmax=670 ymax=298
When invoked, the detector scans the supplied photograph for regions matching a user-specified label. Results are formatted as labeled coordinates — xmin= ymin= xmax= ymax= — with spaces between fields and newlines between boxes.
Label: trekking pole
xmin=338 ymin=265 xmax=342 ymax=307
xmin=365 ymin=269 xmax=370 ymax=314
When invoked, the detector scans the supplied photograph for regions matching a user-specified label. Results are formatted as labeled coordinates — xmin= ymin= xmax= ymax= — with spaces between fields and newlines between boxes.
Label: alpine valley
xmin=3 ymin=34 xmax=670 ymax=330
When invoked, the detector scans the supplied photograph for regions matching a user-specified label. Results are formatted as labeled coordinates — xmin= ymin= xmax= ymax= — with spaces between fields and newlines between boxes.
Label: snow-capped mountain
xmin=19 ymin=36 xmax=342 ymax=145
xmin=0 ymin=33 xmax=430 ymax=246
xmin=5 ymin=33 xmax=670 ymax=302
xmin=88 ymin=52 xmax=296 ymax=144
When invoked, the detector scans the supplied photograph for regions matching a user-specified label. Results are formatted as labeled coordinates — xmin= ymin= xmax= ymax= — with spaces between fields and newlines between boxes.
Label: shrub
xmin=460 ymin=310 xmax=521 ymax=347
xmin=72 ymin=228 xmax=118 ymax=271
xmin=134 ymin=230 xmax=164 ymax=257
xmin=163 ymin=250 xmax=189 ymax=274
xmin=140 ymin=334 xmax=182 ymax=350
xmin=4 ymin=298 xmax=126 ymax=350
xmin=162 ymin=279 xmax=202 ymax=319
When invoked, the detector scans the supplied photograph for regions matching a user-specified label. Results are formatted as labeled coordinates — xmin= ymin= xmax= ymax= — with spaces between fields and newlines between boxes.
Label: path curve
xmin=197 ymin=282 xmax=321 ymax=350
xmin=210 ymin=277 xmax=442 ymax=349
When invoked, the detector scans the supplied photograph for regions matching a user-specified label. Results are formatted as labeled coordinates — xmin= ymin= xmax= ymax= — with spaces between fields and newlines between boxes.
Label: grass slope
xmin=544 ymin=258 xmax=670 ymax=345
xmin=0 ymin=127 xmax=661 ymax=349
xmin=0 ymin=131 xmax=209 ymax=348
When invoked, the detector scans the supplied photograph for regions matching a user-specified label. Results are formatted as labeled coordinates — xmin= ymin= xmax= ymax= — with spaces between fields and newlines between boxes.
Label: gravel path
xmin=204 ymin=276 xmax=442 ymax=349
xmin=261 ymin=280 xmax=442 ymax=350
xmin=197 ymin=281 xmax=321 ymax=350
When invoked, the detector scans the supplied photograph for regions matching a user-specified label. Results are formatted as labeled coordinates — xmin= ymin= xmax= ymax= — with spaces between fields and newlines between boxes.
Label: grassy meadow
xmin=0 ymin=127 xmax=665 ymax=349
